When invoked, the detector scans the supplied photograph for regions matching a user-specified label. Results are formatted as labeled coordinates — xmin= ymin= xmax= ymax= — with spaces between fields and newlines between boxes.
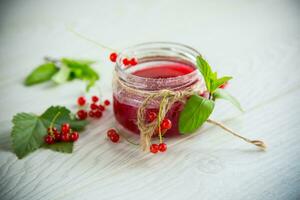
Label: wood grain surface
xmin=0 ymin=0 xmax=300 ymax=199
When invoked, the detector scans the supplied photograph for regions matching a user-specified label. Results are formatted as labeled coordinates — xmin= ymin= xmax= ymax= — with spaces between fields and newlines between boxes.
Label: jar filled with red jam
xmin=113 ymin=42 xmax=205 ymax=137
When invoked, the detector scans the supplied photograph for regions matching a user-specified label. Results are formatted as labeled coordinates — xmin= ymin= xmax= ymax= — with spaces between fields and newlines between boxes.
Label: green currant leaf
xmin=25 ymin=63 xmax=58 ymax=86
xmin=42 ymin=142 xmax=73 ymax=153
xmin=11 ymin=113 xmax=47 ymax=159
xmin=213 ymin=89 xmax=243 ymax=112
xmin=179 ymin=95 xmax=215 ymax=134
xmin=68 ymin=119 xmax=88 ymax=131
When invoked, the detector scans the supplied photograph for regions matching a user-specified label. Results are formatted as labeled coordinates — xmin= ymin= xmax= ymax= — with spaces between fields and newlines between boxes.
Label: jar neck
xmin=115 ymin=42 xmax=202 ymax=91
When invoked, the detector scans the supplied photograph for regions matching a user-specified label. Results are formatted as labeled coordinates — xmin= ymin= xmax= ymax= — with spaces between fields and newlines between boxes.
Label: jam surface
xmin=113 ymin=63 xmax=195 ymax=137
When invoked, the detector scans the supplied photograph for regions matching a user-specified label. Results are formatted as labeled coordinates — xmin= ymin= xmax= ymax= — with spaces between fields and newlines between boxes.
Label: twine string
xmin=206 ymin=119 xmax=266 ymax=150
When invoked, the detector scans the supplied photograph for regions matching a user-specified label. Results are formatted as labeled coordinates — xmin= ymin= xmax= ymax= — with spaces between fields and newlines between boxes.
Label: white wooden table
xmin=1 ymin=0 xmax=300 ymax=199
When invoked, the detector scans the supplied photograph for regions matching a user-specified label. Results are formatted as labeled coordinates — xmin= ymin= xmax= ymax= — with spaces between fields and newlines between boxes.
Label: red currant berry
xmin=77 ymin=96 xmax=86 ymax=106
xmin=61 ymin=133 xmax=70 ymax=142
xmin=161 ymin=118 xmax=172 ymax=130
xmin=122 ymin=58 xmax=130 ymax=66
xmin=107 ymin=129 xmax=117 ymax=138
xmin=89 ymin=110 xmax=95 ymax=118
xmin=104 ymin=100 xmax=110 ymax=106
xmin=110 ymin=133 xmax=120 ymax=143
xmin=70 ymin=132 xmax=79 ymax=142
xmin=54 ymin=132 xmax=61 ymax=141
xmin=44 ymin=135 xmax=54 ymax=144
xmin=150 ymin=144 xmax=159 ymax=154
xmin=94 ymin=110 xmax=103 ymax=118
xmin=61 ymin=123 xmax=70 ymax=134
xmin=92 ymin=96 xmax=99 ymax=103
xmin=130 ymin=58 xmax=138 ymax=66
xmin=109 ymin=52 xmax=118 ymax=62
xmin=98 ymin=104 xmax=105 ymax=111
xmin=147 ymin=111 xmax=157 ymax=123
xmin=90 ymin=103 xmax=98 ymax=110
xmin=77 ymin=110 xmax=88 ymax=120
xmin=158 ymin=143 xmax=167 ymax=152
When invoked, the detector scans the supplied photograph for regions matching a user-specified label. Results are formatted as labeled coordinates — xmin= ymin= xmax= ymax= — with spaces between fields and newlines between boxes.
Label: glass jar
xmin=113 ymin=42 xmax=205 ymax=137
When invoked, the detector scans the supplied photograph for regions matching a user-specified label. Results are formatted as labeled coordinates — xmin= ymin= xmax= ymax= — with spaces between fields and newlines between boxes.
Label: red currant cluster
xmin=150 ymin=143 xmax=167 ymax=154
xmin=44 ymin=123 xmax=79 ymax=144
xmin=146 ymin=111 xmax=172 ymax=153
xmin=106 ymin=129 xmax=120 ymax=143
xmin=109 ymin=52 xmax=138 ymax=67
xmin=76 ymin=96 xmax=110 ymax=120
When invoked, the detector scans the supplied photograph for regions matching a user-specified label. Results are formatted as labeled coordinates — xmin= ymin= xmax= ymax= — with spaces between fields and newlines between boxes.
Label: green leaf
xmin=51 ymin=63 xmax=71 ymax=84
xmin=69 ymin=119 xmax=88 ymax=131
xmin=25 ymin=63 xmax=58 ymax=86
xmin=11 ymin=106 xmax=88 ymax=159
xmin=213 ymin=89 xmax=243 ymax=112
xmin=211 ymin=76 xmax=232 ymax=92
xmin=61 ymin=58 xmax=99 ymax=91
xmin=196 ymin=56 xmax=213 ymax=92
xmin=42 ymin=142 xmax=73 ymax=153
xmin=11 ymin=113 xmax=47 ymax=159
xmin=179 ymin=95 xmax=215 ymax=134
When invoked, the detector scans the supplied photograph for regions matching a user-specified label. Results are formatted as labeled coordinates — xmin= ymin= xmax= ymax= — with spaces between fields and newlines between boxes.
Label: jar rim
xmin=115 ymin=42 xmax=202 ymax=90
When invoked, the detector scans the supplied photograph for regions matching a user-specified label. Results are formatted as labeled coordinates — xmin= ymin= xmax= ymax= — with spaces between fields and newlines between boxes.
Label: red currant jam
xmin=113 ymin=62 xmax=197 ymax=137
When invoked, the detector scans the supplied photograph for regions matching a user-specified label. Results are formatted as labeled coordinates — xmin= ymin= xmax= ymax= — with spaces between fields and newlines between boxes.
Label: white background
xmin=0 ymin=0 xmax=300 ymax=199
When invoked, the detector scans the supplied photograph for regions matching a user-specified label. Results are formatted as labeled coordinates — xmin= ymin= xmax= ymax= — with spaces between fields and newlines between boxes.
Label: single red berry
xmin=92 ymin=96 xmax=99 ymax=103
xmin=122 ymin=58 xmax=130 ymax=66
xmin=104 ymin=100 xmax=110 ymax=106
xmin=147 ymin=111 xmax=157 ymax=123
xmin=107 ymin=129 xmax=117 ymax=138
xmin=77 ymin=96 xmax=86 ymax=106
xmin=109 ymin=52 xmax=118 ymax=62
xmin=98 ymin=104 xmax=105 ymax=111
xmin=219 ymin=82 xmax=228 ymax=89
xmin=44 ymin=135 xmax=54 ymax=144
xmin=109 ymin=133 xmax=120 ymax=143
xmin=89 ymin=110 xmax=95 ymax=118
xmin=161 ymin=118 xmax=172 ymax=130
xmin=130 ymin=58 xmax=138 ymax=66
xmin=90 ymin=103 xmax=98 ymax=110
xmin=54 ymin=132 xmax=61 ymax=141
xmin=77 ymin=109 xmax=88 ymax=120
xmin=150 ymin=144 xmax=159 ymax=154
xmin=61 ymin=123 xmax=70 ymax=134
xmin=70 ymin=132 xmax=79 ymax=142
xmin=158 ymin=143 xmax=167 ymax=152
xmin=94 ymin=110 xmax=103 ymax=118
xmin=61 ymin=133 xmax=70 ymax=142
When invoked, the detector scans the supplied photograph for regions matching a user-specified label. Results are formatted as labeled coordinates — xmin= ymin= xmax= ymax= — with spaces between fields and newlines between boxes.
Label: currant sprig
xmin=76 ymin=95 xmax=111 ymax=120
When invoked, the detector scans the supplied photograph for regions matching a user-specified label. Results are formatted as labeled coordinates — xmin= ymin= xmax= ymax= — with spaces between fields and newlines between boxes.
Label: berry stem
xmin=49 ymin=111 xmax=61 ymax=135
xmin=67 ymin=26 xmax=118 ymax=52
